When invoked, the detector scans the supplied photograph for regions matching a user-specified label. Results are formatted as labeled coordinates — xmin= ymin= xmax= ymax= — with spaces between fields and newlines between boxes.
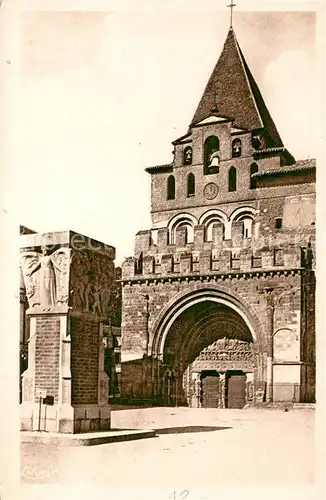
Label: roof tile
xmin=191 ymin=27 xmax=284 ymax=148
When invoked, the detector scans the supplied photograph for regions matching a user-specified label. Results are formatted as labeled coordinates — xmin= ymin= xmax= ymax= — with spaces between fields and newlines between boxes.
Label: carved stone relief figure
xmin=70 ymin=251 xmax=90 ymax=311
xmin=92 ymin=285 xmax=102 ymax=314
xmin=20 ymin=247 xmax=71 ymax=311
xmin=70 ymin=250 xmax=113 ymax=316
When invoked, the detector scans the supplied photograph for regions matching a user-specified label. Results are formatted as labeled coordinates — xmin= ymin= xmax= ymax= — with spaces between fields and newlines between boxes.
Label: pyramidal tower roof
xmin=191 ymin=27 xmax=283 ymax=147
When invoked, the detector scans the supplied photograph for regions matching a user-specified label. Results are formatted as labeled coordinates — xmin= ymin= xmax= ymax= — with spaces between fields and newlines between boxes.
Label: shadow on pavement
xmin=154 ymin=425 xmax=232 ymax=434
xmin=111 ymin=425 xmax=232 ymax=434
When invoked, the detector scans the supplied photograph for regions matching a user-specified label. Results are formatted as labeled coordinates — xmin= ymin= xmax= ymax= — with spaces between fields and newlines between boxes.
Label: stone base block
xmin=273 ymin=383 xmax=300 ymax=402
xmin=20 ymin=403 xmax=111 ymax=434
xmin=100 ymin=406 xmax=111 ymax=419
xmin=273 ymin=364 xmax=301 ymax=402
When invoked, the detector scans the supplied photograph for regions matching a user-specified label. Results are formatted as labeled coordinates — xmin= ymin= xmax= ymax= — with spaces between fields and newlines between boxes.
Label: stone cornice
xmin=121 ymin=267 xmax=302 ymax=286
xmin=145 ymin=164 xmax=173 ymax=174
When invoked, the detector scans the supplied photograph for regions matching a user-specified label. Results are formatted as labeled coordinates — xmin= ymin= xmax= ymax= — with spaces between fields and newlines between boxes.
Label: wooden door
xmin=201 ymin=371 xmax=219 ymax=408
xmin=227 ymin=371 xmax=247 ymax=409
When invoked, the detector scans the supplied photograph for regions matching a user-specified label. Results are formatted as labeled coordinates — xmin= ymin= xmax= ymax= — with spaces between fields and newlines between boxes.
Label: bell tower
xmin=146 ymin=25 xmax=296 ymax=240
xmin=121 ymin=18 xmax=316 ymax=407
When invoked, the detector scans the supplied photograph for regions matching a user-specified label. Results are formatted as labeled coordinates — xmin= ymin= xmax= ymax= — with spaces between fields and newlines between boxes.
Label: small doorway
xmin=201 ymin=370 xmax=220 ymax=408
xmin=226 ymin=371 xmax=247 ymax=409
xmin=163 ymin=370 xmax=176 ymax=406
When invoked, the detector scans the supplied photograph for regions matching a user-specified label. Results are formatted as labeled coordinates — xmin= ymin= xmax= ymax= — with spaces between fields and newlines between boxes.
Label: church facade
xmin=120 ymin=27 xmax=316 ymax=408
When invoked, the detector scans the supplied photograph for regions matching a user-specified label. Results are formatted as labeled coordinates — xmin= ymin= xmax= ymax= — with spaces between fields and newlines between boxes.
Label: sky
xmin=1 ymin=3 xmax=319 ymax=265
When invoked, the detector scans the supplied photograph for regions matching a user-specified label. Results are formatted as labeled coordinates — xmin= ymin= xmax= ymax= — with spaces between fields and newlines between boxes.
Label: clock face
xmin=204 ymin=182 xmax=219 ymax=200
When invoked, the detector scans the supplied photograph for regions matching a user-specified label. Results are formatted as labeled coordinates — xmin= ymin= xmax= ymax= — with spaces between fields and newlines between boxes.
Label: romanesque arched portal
xmin=150 ymin=288 xmax=267 ymax=408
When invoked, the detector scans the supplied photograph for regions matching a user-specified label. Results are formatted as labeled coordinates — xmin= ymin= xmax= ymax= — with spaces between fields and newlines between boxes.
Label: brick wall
xmin=122 ymin=273 xmax=302 ymax=355
xmin=121 ymin=358 xmax=155 ymax=402
xmin=128 ymin=192 xmax=315 ymax=274
xmin=300 ymin=269 xmax=316 ymax=402
xmin=70 ymin=316 xmax=100 ymax=405
xmin=121 ymin=263 xmax=305 ymax=403
xmin=34 ymin=316 xmax=60 ymax=403
xmin=150 ymin=175 xmax=315 ymax=232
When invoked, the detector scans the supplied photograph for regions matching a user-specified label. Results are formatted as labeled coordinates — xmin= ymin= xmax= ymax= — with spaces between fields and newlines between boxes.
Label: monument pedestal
xmin=20 ymin=231 xmax=115 ymax=433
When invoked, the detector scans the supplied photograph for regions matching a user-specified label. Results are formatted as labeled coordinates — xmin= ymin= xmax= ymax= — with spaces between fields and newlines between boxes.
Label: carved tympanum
xmin=192 ymin=337 xmax=256 ymax=373
xmin=196 ymin=337 xmax=254 ymax=362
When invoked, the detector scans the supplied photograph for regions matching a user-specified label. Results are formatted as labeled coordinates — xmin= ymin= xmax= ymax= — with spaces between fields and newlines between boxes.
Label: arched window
xmin=204 ymin=135 xmax=220 ymax=174
xmin=205 ymin=220 xmax=225 ymax=242
xmin=230 ymin=207 xmax=255 ymax=240
xmin=250 ymin=163 xmax=258 ymax=189
xmin=168 ymin=213 xmax=197 ymax=245
xmin=175 ymin=222 xmax=194 ymax=244
xmin=187 ymin=173 xmax=195 ymax=197
xmin=167 ymin=175 xmax=175 ymax=200
xmin=228 ymin=167 xmax=237 ymax=192
xmin=232 ymin=138 xmax=242 ymax=157
xmin=199 ymin=209 xmax=229 ymax=240
xmin=183 ymin=146 xmax=192 ymax=165
xmin=134 ymin=252 xmax=143 ymax=274
xmin=242 ymin=218 xmax=253 ymax=239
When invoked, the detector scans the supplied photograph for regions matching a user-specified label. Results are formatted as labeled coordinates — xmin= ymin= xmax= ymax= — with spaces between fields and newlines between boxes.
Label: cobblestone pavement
xmin=20 ymin=407 xmax=316 ymax=498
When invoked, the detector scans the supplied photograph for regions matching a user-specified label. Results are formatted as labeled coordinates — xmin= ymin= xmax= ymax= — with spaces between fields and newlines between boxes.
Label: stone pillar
xmin=218 ymin=373 xmax=226 ymax=408
xmin=20 ymin=230 xmax=116 ymax=433
xmin=194 ymin=225 xmax=205 ymax=249
xmin=98 ymin=323 xmax=110 ymax=427
xmin=245 ymin=372 xmax=254 ymax=404
xmin=20 ymin=269 xmax=27 ymax=343
xmin=264 ymin=288 xmax=274 ymax=402
xmin=157 ymin=228 xmax=169 ymax=251
xmin=141 ymin=294 xmax=150 ymax=356
xmin=191 ymin=372 xmax=201 ymax=408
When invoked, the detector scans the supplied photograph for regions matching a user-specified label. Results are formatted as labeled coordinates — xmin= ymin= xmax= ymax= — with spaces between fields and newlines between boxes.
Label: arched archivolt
xmin=164 ymin=308 xmax=253 ymax=369
xmin=179 ymin=311 xmax=252 ymax=364
xmin=273 ymin=327 xmax=293 ymax=337
xmin=230 ymin=206 xmax=256 ymax=223
xmin=150 ymin=285 xmax=265 ymax=358
xmin=167 ymin=212 xmax=197 ymax=244
xmin=199 ymin=209 xmax=228 ymax=226
xmin=199 ymin=209 xmax=229 ymax=241
xmin=230 ymin=206 xmax=256 ymax=239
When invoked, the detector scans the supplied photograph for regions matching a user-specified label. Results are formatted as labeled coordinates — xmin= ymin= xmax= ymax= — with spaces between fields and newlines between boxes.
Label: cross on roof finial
xmin=227 ymin=0 xmax=236 ymax=27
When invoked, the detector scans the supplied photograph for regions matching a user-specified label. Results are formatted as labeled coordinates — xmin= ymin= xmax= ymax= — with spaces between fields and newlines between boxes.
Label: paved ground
xmin=20 ymin=407 xmax=317 ymax=499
